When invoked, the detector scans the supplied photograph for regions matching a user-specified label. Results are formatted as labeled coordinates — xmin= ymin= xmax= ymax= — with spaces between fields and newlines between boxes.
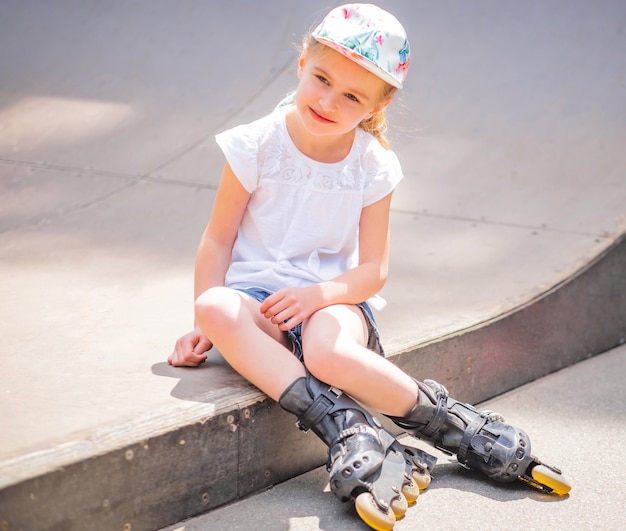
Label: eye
xmin=345 ymin=93 xmax=360 ymax=103
xmin=316 ymin=75 xmax=329 ymax=85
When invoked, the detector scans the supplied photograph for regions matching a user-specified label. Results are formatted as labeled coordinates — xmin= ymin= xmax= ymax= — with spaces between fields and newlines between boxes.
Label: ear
xmin=366 ymin=96 xmax=393 ymax=119
xmin=297 ymin=54 xmax=307 ymax=78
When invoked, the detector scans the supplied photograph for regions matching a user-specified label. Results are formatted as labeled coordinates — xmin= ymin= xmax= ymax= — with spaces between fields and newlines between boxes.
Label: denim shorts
xmin=236 ymin=287 xmax=385 ymax=362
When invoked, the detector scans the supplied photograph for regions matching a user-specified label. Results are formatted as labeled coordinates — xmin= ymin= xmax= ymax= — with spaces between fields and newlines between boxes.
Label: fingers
xmin=259 ymin=291 xmax=280 ymax=317
xmin=261 ymin=292 xmax=299 ymax=327
xmin=168 ymin=331 xmax=211 ymax=367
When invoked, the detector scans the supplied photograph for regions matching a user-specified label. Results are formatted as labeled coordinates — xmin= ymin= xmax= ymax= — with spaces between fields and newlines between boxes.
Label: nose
xmin=319 ymin=92 xmax=338 ymax=113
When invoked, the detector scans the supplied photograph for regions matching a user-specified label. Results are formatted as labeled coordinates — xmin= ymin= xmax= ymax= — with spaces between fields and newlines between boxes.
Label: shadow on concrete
xmin=151 ymin=352 xmax=250 ymax=405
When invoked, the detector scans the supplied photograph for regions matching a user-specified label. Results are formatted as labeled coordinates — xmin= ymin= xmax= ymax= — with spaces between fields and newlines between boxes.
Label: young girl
xmin=170 ymin=4 xmax=570 ymax=529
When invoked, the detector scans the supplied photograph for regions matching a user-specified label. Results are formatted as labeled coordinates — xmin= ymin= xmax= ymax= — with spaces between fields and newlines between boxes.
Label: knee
xmin=194 ymin=286 xmax=241 ymax=337
xmin=301 ymin=327 xmax=341 ymax=382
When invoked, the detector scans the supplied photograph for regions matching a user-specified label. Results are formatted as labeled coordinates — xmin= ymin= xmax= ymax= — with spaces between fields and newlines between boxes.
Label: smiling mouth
xmin=308 ymin=106 xmax=335 ymax=123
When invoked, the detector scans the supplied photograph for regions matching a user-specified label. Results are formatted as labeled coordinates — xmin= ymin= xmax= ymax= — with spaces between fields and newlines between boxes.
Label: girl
xmin=169 ymin=4 xmax=570 ymax=529
xmin=169 ymin=4 xmax=415 ymax=414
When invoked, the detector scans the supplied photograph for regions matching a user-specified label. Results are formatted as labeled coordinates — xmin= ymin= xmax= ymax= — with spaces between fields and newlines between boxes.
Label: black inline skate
xmin=279 ymin=373 xmax=437 ymax=530
xmin=387 ymin=379 xmax=572 ymax=495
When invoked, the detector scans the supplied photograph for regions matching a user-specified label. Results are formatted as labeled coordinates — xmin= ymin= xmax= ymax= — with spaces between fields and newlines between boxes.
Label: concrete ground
xmin=1 ymin=1 xmax=625 ymax=529
xmin=159 ymin=343 xmax=626 ymax=531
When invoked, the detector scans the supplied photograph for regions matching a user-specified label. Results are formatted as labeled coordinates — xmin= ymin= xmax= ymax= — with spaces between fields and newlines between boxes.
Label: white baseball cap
xmin=312 ymin=3 xmax=410 ymax=89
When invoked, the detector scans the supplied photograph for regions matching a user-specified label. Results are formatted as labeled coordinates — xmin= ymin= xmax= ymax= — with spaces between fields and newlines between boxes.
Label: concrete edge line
xmin=1 ymin=232 xmax=624 ymax=530
xmin=394 ymin=230 xmax=626 ymax=404
xmin=0 ymin=384 xmax=265 ymax=490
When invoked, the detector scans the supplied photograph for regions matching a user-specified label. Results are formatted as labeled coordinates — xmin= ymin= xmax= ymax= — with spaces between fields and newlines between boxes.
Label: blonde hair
xmin=301 ymin=36 xmax=397 ymax=149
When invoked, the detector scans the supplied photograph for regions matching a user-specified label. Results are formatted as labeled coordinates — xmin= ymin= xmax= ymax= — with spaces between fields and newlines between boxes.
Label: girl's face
xmin=293 ymin=45 xmax=390 ymax=140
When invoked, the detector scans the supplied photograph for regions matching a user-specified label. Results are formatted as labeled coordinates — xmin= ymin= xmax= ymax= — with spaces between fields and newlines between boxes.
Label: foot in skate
xmin=387 ymin=378 xmax=572 ymax=496
xmin=279 ymin=374 xmax=438 ymax=530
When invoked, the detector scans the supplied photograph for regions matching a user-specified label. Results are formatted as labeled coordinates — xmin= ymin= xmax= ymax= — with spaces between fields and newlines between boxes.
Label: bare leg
xmin=194 ymin=287 xmax=305 ymax=400
xmin=301 ymin=304 xmax=417 ymax=417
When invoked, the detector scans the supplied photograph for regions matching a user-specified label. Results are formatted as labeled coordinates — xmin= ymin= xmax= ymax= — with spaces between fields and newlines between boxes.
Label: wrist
xmin=314 ymin=281 xmax=347 ymax=309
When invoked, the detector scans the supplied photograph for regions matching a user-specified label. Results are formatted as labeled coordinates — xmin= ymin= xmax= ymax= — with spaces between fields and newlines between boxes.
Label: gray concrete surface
xmin=159 ymin=344 xmax=626 ymax=531
xmin=1 ymin=0 xmax=625 ymax=528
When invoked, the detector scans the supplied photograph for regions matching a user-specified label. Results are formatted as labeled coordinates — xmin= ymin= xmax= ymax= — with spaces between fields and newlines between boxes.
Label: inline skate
xmin=279 ymin=373 xmax=437 ymax=530
xmin=387 ymin=379 xmax=572 ymax=495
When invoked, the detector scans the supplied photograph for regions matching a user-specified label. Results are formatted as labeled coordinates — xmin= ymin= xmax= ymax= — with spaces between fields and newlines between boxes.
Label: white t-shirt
xmin=215 ymin=106 xmax=403 ymax=310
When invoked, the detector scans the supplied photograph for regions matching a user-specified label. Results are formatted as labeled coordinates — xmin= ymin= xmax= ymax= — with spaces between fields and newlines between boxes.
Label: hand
xmin=259 ymin=285 xmax=320 ymax=331
xmin=168 ymin=328 xmax=212 ymax=367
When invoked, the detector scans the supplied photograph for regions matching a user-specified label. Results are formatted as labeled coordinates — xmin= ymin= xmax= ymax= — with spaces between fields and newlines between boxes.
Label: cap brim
xmin=313 ymin=36 xmax=403 ymax=89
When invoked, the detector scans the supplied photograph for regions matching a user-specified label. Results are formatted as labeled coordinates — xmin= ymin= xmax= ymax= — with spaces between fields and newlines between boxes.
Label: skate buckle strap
xmin=457 ymin=412 xmax=489 ymax=465
xmin=421 ymin=386 xmax=449 ymax=438
xmin=296 ymin=386 xmax=343 ymax=432
xmin=336 ymin=424 xmax=377 ymax=444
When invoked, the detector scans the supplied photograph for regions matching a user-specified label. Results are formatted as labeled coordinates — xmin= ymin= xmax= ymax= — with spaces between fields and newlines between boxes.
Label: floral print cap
xmin=312 ymin=3 xmax=410 ymax=89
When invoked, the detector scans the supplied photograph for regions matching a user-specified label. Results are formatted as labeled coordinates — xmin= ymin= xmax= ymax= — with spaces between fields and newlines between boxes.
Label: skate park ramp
xmin=0 ymin=1 xmax=624 ymax=529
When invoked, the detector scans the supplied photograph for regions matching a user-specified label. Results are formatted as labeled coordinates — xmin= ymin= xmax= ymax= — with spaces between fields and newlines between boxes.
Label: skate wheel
xmin=412 ymin=470 xmax=431 ymax=491
xmin=355 ymin=492 xmax=396 ymax=531
xmin=401 ymin=479 xmax=420 ymax=504
xmin=390 ymin=492 xmax=408 ymax=519
xmin=531 ymin=465 xmax=572 ymax=495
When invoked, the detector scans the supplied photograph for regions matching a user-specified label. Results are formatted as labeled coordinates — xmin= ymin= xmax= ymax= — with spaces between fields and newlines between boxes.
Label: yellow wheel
xmin=531 ymin=465 xmax=572 ymax=496
xmin=390 ymin=492 xmax=408 ymax=519
xmin=401 ymin=478 xmax=420 ymax=505
xmin=412 ymin=470 xmax=431 ymax=491
xmin=355 ymin=492 xmax=396 ymax=531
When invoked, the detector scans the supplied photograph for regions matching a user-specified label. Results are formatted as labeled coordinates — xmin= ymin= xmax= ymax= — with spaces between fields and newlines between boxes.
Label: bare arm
xmin=193 ymin=163 xmax=250 ymax=301
xmin=169 ymin=163 xmax=250 ymax=366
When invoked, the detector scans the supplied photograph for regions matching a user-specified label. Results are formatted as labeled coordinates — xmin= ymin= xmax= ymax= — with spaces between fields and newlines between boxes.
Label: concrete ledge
xmin=0 ymin=383 xmax=328 ymax=531
xmin=394 ymin=231 xmax=626 ymax=404
xmin=1 ymin=233 xmax=625 ymax=530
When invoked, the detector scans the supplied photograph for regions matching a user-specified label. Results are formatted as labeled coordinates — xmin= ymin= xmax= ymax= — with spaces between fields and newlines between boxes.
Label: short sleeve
xmin=362 ymin=146 xmax=404 ymax=206
xmin=215 ymin=123 xmax=261 ymax=193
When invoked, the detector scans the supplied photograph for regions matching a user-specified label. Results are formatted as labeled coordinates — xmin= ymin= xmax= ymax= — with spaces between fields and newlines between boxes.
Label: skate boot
xmin=388 ymin=379 xmax=571 ymax=495
xmin=279 ymin=373 xmax=437 ymax=530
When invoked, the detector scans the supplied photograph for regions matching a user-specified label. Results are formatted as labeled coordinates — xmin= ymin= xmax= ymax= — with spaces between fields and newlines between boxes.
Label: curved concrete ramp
xmin=0 ymin=1 xmax=625 ymax=530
